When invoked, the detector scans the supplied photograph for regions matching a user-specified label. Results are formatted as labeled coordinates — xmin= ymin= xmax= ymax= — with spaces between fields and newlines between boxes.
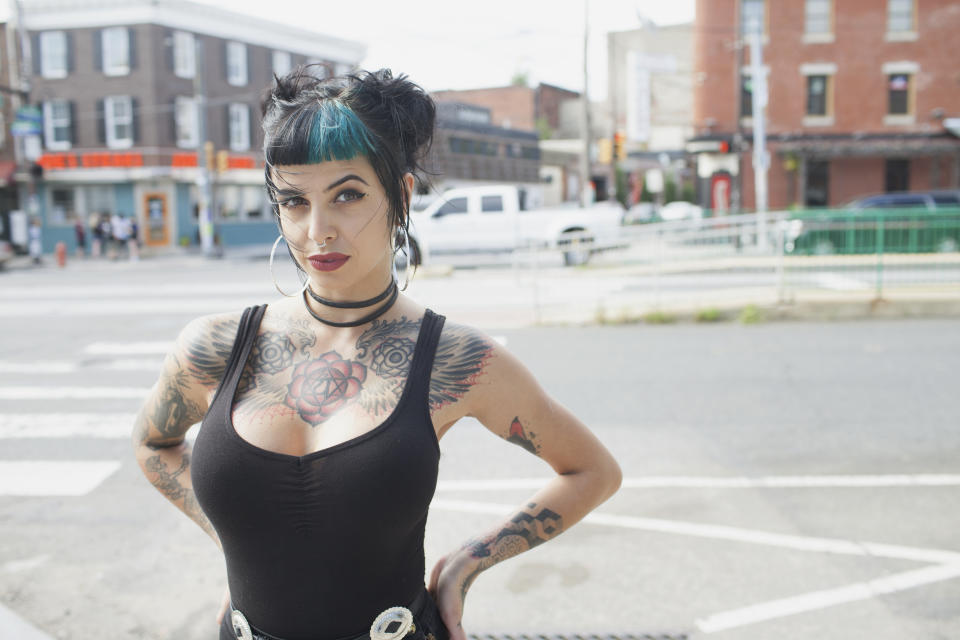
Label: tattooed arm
xmin=130 ymin=312 xmax=239 ymax=547
xmin=427 ymin=325 xmax=622 ymax=639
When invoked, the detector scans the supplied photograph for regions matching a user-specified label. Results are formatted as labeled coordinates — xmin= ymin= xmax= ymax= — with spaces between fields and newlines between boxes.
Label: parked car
xmin=657 ymin=201 xmax=704 ymax=222
xmin=408 ymin=185 xmax=624 ymax=266
xmin=786 ymin=190 xmax=960 ymax=255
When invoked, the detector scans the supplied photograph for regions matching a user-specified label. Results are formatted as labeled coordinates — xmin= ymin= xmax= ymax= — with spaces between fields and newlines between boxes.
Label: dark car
xmin=787 ymin=190 xmax=960 ymax=255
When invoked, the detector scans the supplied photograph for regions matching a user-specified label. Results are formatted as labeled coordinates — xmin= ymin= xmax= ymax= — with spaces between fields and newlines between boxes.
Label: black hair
xmin=261 ymin=66 xmax=435 ymax=263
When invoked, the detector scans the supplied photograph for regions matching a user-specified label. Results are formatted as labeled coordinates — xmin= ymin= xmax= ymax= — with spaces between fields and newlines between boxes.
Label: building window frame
xmin=272 ymin=50 xmax=292 ymax=77
xmin=175 ymin=95 xmax=199 ymax=148
xmin=738 ymin=65 xmax=769 ymax=127
xmin=104 ymin=95 xmax=134 ymax=149
xmin=226 ymin=41 xmax=248 ymax=86
xmin=173 ymin=31 xmax=196 ymax=79
xmin=886 ymin=0 xmax=917 ymax=41
xmin=882 ymin=61 xmax=918 ymax=124
xmin=101 ymin=27 xmax=130 ymax=76
xmin=739 ymin=0 xmax=769 ymax=39
xmin=217 ymin=184 xmax=269 ymax=222
xmin=802 ymin=0 xmax=834 ymax=43
xmin=39 ymin=30 xmax=68 ymax=79
xmin=43 ymin=99 xmax=72 ymax=151
xmin=228 ymin=103 xmax=250 ymax=152
xmin=800 ymin=62 xmax=836 ymax=127
xmin=46 ymin=184 xmax=116 ymax=227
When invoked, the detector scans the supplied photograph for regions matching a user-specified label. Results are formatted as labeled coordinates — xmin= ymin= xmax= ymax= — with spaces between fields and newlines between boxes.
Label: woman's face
xmin=272 ymin=156 xmax=401 ymax=297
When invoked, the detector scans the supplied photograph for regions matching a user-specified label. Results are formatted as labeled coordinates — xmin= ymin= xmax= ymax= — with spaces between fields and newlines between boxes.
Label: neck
xmin=301 ymin=281 xmax=398 ymax=328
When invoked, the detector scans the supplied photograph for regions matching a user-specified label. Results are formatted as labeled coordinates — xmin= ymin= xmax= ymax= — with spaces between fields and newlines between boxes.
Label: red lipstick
xmin=308 ymin=253 xmax=350 ymax=272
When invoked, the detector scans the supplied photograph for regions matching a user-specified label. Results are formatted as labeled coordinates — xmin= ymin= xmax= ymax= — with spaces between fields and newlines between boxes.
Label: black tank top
xmin=192 ymin=305 xmax=446 ymax=639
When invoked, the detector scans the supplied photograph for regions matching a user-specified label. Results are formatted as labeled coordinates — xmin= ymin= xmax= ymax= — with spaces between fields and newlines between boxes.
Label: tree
xmin=511 ymin=71 xmax=530 ymax=87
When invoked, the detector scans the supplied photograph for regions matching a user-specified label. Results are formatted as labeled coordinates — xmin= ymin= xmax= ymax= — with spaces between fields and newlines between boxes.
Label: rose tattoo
xmin=285 ymin=351 xmax=366 ymax=425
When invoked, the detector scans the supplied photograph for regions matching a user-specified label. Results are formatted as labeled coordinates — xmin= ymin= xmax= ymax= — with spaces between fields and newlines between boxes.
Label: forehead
xmin=269 ymin=157 xmax=378 ymax=191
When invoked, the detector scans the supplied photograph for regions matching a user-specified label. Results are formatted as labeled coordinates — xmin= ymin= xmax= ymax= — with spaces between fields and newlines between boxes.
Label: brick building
xmin=7 ymin=0 xmax=363 ymax=252
xmin=432 ymin=83 xmax=580 ymax=136
xmin=689 ymin=0 xmax=960 ymax=212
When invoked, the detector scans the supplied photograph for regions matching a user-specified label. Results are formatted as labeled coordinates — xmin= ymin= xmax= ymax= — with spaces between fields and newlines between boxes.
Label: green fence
xmin=787 ymin=207 xmax=960 ymax=255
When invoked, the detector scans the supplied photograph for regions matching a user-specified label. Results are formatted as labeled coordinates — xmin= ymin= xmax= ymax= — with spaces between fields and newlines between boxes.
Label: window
xmin=43 ymin=99 xmax=72 ymax=150
xmin=806 ymin=75 xmax=829 ymax=116
xmin=102 ymin=27 xmax=130 ymax=75
xmin=272 ymin=51 xmax=291 ymax=77
xmin=804 ymin=160 xmax=829 ymax=207
xmin=226 ymin=41 xmax=247 ymax=86
xmin=804 ymin=0 xmax=832 ymax=39
xmin=888 ymin=0 xmax=914 ymax=33
xmin=229 ymin=103 xmax=250 ymax=151
xmin=740 ymin=75 xmax=753 ymax=118
xmin=740 ymin=0 xmax=765 ymax=36
xmin=219 ymin=185 xmax=266 ymax=220
xmin=48 ymin=185 xmax=115 ymax=226
xmin=40 ymin=31 xmax=68 ymax=78
xmin=175 ymin=96 xmax=199 ymax=148
xmin=105 ymin=96 xmax=133 ymax=149
xmin=481 ymin=195 xmax=504 ymax=213
xmin=435 ymin=197 xmax=467 ymax=216
xmin=888 ymin=73 xmax=910 ymax=115
xmin=885 ymin=159 xmax=910 ymax=192
xmin=173 ymin=31 xmax=195 ymax=78
xmin=50 ymin=187 xmax=76 ymax=224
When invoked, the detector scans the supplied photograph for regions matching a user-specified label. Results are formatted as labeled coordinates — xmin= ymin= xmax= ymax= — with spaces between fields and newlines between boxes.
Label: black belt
xmin=229 ymin=589 xmax=430 ymax=640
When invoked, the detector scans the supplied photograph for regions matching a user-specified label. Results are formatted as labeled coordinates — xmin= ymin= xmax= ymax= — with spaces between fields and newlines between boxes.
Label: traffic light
xmin=597 ymin=138 xmax=612 ymax=164
xmin=204 ymin=141 xmax=215 ymax=171
xmin=216 ymin=150 xmax=229 ymax=173
xmin=613 ymin=132 xmax=626 ymax=161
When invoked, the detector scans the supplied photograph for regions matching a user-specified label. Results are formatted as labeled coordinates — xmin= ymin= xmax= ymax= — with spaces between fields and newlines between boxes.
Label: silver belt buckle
xmin=370 ymin=606 xmax=416 ymax=640
xmin=231 ymin=608 xmax=253 ymax=640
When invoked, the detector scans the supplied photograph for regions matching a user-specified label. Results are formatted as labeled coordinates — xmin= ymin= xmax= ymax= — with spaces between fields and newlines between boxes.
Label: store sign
xmin=38 ymin=152 xmax=144 ymax=169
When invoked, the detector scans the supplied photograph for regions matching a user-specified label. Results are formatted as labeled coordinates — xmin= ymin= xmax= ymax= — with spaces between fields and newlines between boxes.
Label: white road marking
xmin=0 ymin=358 xmax=162 ymax=374
xmin=0 ymin=601 xmax=54 ymax=640
xmin=695 ymin=563 xmax=960 ymax=633
xmin=816 ymin=273 xmax=871 ymax=291
xmin=2 ymin=554 xmax=51 ymax=573
xmin=83 ymin=341 xmax=173 ymax=355
xmin=99 ymin=358 xmax=164 ymax=371
xmin=429 ymin=499 xmax=960 ymax=564
xmin=0 ymin=414 xmax=138 ymax=439
xmin=0 ymin=361 xmax=77 ymax=374
xmin=435 ymin=474 xmax=960 ymax=491
xmin=0 ymin=387 xmax=150 ymax=400
xmin=0 ymin=461 xmax=121 ymax=496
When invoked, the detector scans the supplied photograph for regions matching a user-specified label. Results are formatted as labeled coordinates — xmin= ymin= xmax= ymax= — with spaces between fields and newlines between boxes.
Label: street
xmin=1 ymin=256 xmax=959 ymax=640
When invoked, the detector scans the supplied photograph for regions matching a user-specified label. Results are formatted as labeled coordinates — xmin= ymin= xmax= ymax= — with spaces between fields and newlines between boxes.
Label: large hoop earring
xmin=269 ymin=235 xmax=309 ymax=297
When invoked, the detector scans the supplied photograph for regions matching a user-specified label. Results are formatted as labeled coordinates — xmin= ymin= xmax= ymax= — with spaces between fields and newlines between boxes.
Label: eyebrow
xmin=325 ymin=174 xmax=369 ymax=192
xmin=274 ymin=188 xmax=306 ymax=199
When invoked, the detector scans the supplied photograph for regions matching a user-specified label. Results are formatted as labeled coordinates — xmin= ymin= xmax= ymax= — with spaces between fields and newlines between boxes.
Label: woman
xmin=132 ymin=68 xmax=621 ymax=640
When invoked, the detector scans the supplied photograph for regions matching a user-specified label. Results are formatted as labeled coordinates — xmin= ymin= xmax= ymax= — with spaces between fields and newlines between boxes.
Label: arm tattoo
xmin=505 ymin=416 xmax=541 ymax=455
xmin=459 ymin=502 xmax=563 ymax=600
xmin=182 ymin=316 xmax=239 ymax=387
xmin=144 ymin=449 xmax=216 ymax=539
xmin=148 ymin=353 xmax=205 ymax=441
xmin=430 ymin=325 xmax=493 ymax=410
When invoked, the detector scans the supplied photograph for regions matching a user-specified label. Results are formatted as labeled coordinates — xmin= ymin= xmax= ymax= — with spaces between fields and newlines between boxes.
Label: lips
xmin=307 ymin=253 xmax=350 ymax=272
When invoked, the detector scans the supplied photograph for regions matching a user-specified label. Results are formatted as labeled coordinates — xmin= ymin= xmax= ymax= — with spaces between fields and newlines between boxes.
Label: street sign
xmin=15 ymin=106 xmax=42 ymax=123
xmin=11 ymin=120 xmax=41 ymax=137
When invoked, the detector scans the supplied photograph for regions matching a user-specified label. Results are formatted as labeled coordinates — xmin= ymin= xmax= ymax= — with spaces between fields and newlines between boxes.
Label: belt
xmin=229 ymin=589 xmax=430 ymax=640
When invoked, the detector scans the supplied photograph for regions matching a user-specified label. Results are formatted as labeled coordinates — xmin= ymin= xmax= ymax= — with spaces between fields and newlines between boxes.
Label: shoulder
xmin=429 ymin=319 xmax=498 ymax=412
xmin=173 ymin=309 xmax=247 ymax=389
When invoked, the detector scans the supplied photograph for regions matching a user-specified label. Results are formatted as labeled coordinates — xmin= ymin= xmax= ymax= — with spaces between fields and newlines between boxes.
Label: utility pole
xmin=748 ymin=23 xmax=769 ymax=250
xmin=579 ymin=0 xmax=592 ymax=207
xmin=194 ymin=37 xmax=216 ymax=257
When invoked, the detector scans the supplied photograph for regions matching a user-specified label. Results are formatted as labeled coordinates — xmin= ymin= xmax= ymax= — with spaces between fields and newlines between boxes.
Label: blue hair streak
xmin=306 ymin=100 xmax=377 ymax=163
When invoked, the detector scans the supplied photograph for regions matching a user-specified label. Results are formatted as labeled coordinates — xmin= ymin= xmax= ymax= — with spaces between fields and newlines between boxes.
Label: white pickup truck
xmin=407 ymin=185 xmax=624 ymax=266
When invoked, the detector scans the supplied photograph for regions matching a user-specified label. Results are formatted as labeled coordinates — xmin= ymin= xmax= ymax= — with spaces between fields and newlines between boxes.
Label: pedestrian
xmin=132 ymin=67 xmax=622 ymax=640
xmin=74 ymin=218 xmax=86 ymax=257
xmin=28 ymin=216 xmax=43 ymax=264
xmin=125 ymin=215 xmax=139 ymax=261
xmin=90 ymin=213 xmax=104 ymax=258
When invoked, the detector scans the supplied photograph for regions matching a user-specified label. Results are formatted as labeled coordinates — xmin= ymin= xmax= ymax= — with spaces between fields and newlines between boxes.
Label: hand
xmin=428 ymin=552 xmax=478 ymax=640
xmin=216 ymin=586 xmax=230 ymax=625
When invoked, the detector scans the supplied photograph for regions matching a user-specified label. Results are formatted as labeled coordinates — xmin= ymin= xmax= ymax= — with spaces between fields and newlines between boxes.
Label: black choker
xmin=307 ymin=279 xmax=396 ymax=308
xmin=301 ymin=283 xmax=399 ymax=327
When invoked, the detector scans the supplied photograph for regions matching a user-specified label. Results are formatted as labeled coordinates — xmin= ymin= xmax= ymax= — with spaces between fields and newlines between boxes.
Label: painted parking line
xmin=83 ymin=341 xmax=173 ymax=355
xmin=0 ymin=387 xmax=150 ymax=400
xmin=435 ymin=474 xmax=960 ymax=491
xmin=0 ymin=461 xmax=122 ymax=496
xmin=0 ymin=359 xmax=163 ymax=374
xmin=695 ymin=563 xmax=960 ymax=633
xmin=0 ymin=414 xmax=137 ymax=439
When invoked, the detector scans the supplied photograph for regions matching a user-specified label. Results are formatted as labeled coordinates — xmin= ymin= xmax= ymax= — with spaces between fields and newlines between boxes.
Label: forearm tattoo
xmin=460 ymin=502 xmax=563 ymax=599
xmin=506 ymin=416 xmax=541 ymax=455
xmin=143 ymin=449 xmax=216 ymax=539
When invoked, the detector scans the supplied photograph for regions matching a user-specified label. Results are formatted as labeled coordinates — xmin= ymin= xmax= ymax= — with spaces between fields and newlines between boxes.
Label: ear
xmin=402 ymin=172 xmax=415 ymax=203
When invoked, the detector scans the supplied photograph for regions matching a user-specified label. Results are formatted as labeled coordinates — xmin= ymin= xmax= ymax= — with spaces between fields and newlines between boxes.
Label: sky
xmin=192 ymin=0 xmax=695 ymax=100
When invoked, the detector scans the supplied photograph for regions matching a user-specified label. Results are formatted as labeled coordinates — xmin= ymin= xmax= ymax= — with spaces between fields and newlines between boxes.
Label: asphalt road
xmin=1 ymin=256 xmax=958 ymax=640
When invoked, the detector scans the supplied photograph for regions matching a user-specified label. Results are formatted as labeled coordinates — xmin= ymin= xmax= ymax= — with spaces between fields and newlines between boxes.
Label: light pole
xmin=579 ymin=0 xmax=592 ymax=207
xmin=193 ymin=37 xmax=216 ymax=257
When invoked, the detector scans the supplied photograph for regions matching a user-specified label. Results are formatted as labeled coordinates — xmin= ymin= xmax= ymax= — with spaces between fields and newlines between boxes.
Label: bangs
xmin=265 ymin=99 xmax=377 ymax=168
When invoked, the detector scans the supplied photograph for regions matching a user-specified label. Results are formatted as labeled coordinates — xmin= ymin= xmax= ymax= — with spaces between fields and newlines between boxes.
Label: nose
xmin=306 ymin=204 xmax=336 ymax=247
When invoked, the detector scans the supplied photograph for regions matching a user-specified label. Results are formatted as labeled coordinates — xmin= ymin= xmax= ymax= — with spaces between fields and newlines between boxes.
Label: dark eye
xmin=279 ymin=196 xmax=308 ymax=209
xmin=335 ymin=189 xmax=366 ymax=204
